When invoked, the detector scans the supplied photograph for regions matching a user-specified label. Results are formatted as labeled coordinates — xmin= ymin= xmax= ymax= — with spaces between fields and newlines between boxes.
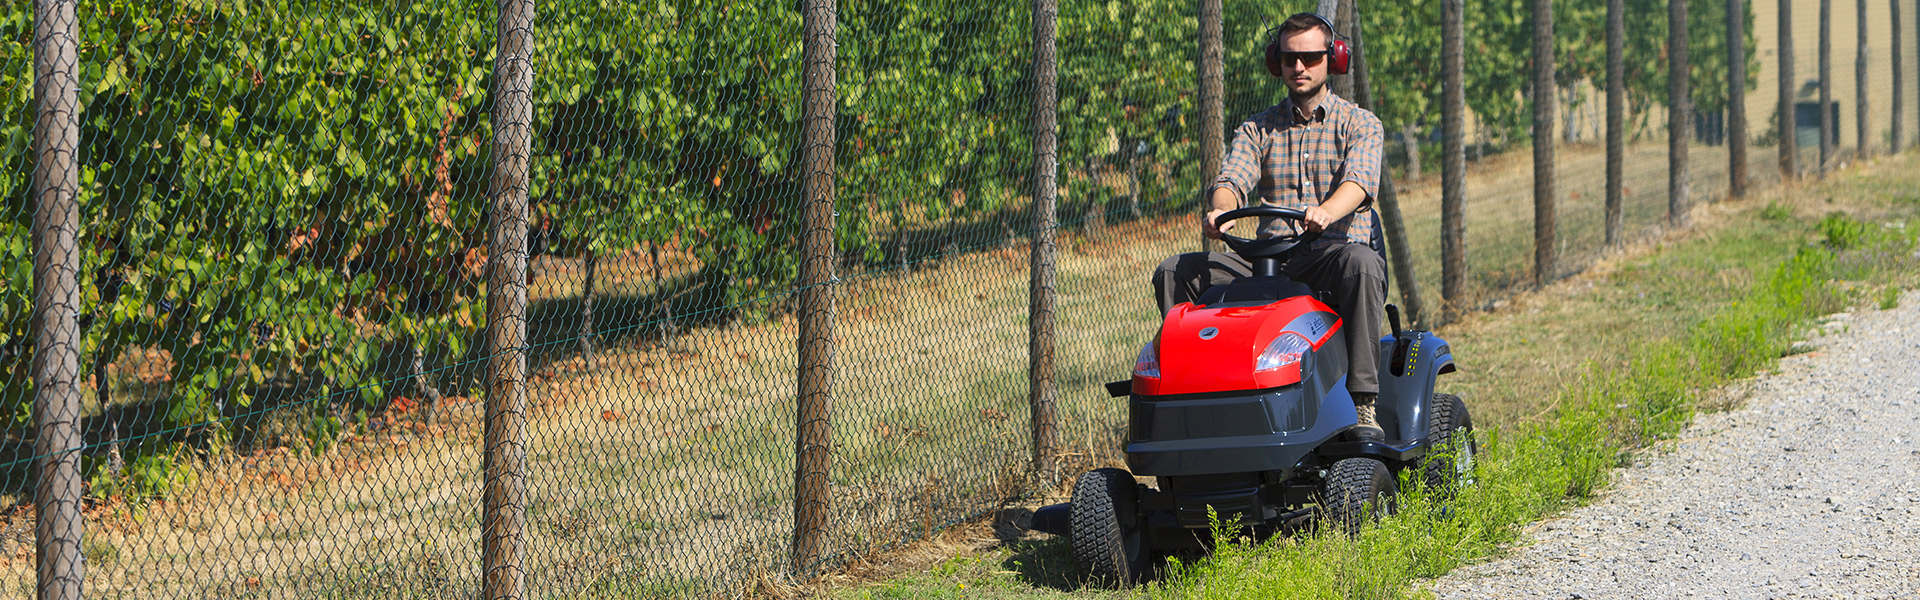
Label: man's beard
xmin=1288 ymin=78 xmax=1326 ymax=104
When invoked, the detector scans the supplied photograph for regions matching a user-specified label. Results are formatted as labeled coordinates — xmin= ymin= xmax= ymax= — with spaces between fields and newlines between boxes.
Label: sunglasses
xmin=1277 ymin=50 xmax=1330 ymax=68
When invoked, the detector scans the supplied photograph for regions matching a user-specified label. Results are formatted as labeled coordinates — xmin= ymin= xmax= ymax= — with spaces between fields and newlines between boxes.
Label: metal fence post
xmin=1532 ymin=0 xmax=1556 ymax=284
xmin=1780 ymin=0 xmax=1799 ymax=178
xmin=482 ymin=0 xmax=535 ymax=596
xmin=1347 ymin=4 xmax=1427 ymax=327
xmin=1857 ymin=0 xmax=1871 ymax=157
xmin=1442 ymin=0 xmax=1466 ymax=319
xmin=30 ymin=0 xmax=82 ymax=598
xmin=1670 ymin=0 xmax=1693 ymax=227
xmin=1821 ymin=0 xmax=1834 ymax=173
xmin=1894 ymin=0 xmax=1905 ymax=153
xmin=1028 ymin=0 xmax=1060 ymax=481
xmin=792 ymin=0 xmax=839 ymax=581
xmin=1198 ymin=0 xmax=1224 ymax=253
xmin=1607 ymin=0 xmax=1627 ymax=246
xmin=1728 ymin=0 xmax=1749 ymax=198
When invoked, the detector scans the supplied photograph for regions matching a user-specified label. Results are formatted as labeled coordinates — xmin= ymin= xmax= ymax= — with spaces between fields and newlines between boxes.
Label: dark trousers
xmin=1152 ymin=242 xmax=1386 ymax=395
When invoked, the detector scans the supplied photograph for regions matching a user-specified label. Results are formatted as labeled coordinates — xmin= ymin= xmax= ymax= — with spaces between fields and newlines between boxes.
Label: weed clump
xmin=1820 ymin=212 xmax=1871 ymax=250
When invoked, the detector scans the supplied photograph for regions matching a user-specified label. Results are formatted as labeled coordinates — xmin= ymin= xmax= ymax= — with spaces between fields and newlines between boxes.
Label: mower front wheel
xmin=1319 ymin=457 xmax=1396 ymax=537
xmin=1423 ymin=392 xmax=1478 ymax=497
xmin=1070 ymin=468 xmax=1150 ymax=586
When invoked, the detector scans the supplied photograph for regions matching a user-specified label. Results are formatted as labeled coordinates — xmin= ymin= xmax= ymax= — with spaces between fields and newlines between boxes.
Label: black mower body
xmin=1117 ymin=327 xmax=1453 ymax=539
xmin=1062 ymin=209 xmax=1475 ymax=582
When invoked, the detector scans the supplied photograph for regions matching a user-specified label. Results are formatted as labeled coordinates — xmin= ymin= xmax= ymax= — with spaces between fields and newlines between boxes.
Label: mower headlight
xmin=1133 ymin=338 xmax=1160 ymax=379
xmin=1256 ymin=332 xmax=1311 ymax=372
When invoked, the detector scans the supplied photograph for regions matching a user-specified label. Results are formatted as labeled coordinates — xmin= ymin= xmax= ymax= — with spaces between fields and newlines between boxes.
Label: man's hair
xmin=1277 ymin=13 xmax=1333 ymax=43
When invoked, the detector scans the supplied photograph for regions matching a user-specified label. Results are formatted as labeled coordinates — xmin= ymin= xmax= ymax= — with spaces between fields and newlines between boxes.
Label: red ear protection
xmin=1264 ymin=12 xmax=1350 ymax=77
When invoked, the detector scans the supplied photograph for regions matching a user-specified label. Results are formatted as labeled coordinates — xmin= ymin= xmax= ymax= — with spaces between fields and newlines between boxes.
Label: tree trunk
xmin=1028 ymin=0 xmax=1060 ymax=480
xmin=481 ymin=0 xmax=537 ymax=593
xmin=1669 ymin=0 xmax=1693 ymax=228
xmin=650 ymin=239 xmax=676 ymax=340
xmin=1857 ymin=0 xmax=1871 ymax=157
xmin=94 ymin=348 xmax=121 ymax=475
xmin=1894 ymin=0 xmax=1905 ymax=153
xmin=1084 ymin=159 xmax=1105 ymax=235
xmin=1821 ymin=0 xmax=1834 ymax=172
xmin=1198 ymin=0 xmax=1224 ymax=253
xmin=1607 ymin=0 xmax=1626 ymax=246
xmin=1442 ymin=0 xmax=1467 ymax=319
xmin=1532 ymin=0 xmax=1556 ymax=285
xmin=1128 ymin=147 xmax=1142 ymax=218
xmin=1780 ymin=0 xmax=1798 ymax=179
xmin=1727 ymin=0 xmax=1748 ymax=199
xmin=31 ymin=0 xmax=85 ymax=595
xmin=1402 ymin=123 xmax=1424 ymax=182
xmin=1349 ymin=0 xmax=1427 ymax=327
xmin=1331 ymin=0 xmax=1357 ymax=100
xmin=580 ymin=247 xmax=597 ymax=372
xmin=791 ymin=0 xmax=838 ymax=579
xmin=413 ymin=343 xmax=445 ymax=427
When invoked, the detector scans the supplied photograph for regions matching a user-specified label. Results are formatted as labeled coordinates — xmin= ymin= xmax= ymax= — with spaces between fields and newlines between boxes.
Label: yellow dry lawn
xmin=0 ymin=222 xmax=1172 ymax=599
xmin=0 ymin=136 xmax=1823 ymax=599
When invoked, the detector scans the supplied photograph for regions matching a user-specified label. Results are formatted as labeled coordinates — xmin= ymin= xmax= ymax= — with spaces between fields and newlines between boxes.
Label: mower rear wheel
xmin=1423 ymin=392 xmax=1478 ymax=497
xmin=1070 ymin=468 xmax=1150 ymax=586
xmin=1319 ymin=458 xmax=1396 ymax=537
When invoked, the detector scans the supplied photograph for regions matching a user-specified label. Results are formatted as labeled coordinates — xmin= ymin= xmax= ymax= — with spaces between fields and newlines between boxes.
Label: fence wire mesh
xmin=0 ymin=0 xmax=1914 ymax=597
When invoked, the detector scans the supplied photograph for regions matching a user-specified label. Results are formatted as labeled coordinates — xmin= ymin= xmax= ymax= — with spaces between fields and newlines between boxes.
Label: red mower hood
xmin=1134 ymin=296 xmax=1342 ymax=396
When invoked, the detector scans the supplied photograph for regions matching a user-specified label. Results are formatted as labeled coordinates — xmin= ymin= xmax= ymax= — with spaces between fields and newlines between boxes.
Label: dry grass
xmin=4 ymin=137 xmax=1872 ymax=599
xmin=0 ymin=215 xmax=1177 ymax=598
xmin=1388 ymin=138 xmax=1794 ymax=317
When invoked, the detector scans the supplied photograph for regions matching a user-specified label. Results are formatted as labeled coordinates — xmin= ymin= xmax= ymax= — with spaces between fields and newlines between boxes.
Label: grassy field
xmin=818 ymin=151 xmax=1920 ymax=599
xmin=3 ymin=138 xmax=1905 ymax=599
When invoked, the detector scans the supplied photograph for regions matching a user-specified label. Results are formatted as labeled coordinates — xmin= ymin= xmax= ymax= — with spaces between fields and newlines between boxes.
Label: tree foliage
xmin=0 ymin=0 xmax=1758 ymax=496
xmin=1354 ymin=0 xmax=1757 ymax=143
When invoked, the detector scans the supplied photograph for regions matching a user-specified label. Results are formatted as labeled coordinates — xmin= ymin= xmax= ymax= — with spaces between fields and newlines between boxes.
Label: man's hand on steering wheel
xmin=1301 ymin=205 xmax=1334 ymax=233
xmin=1203 ymin=208 xmax=1236 ymax=239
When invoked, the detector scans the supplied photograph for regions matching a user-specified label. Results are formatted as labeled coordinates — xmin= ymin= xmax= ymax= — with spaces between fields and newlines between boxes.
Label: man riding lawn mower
xmin=1029 ymin=13 xmax=1479 ymax=585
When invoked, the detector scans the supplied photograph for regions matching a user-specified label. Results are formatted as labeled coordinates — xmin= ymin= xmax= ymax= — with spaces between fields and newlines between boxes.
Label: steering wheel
xmin=1215 ymin=205 xmax=1321 ymax=260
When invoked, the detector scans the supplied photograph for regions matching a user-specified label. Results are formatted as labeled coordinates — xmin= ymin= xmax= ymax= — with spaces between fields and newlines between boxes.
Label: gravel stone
xmin=1429 ymin=294 xmax=1920 ymax=599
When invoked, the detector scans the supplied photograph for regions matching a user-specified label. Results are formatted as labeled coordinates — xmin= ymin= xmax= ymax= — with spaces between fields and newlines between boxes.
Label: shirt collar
xmin=1282 ymin=95 xmax=1332 ymax=123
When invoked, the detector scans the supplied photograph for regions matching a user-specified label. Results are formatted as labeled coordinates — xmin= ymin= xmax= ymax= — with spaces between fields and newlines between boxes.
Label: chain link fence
xmin=1 ymin=0 xmax=1913 ymax=597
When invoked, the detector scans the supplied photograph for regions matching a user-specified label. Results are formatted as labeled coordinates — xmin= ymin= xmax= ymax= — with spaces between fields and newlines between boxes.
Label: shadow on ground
xmin=1002 ymin=536 xmax=1084 ymax=592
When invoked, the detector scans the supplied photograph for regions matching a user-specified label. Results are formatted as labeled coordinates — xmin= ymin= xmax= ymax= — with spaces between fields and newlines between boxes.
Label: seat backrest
xmin=1372 ymin=213 xmax=1389 ymax=291
xmin=1196 ymin=277 xmax=1315 ymax=308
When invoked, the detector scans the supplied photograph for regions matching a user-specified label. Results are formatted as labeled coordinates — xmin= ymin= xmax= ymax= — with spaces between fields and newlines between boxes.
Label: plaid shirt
xmin=1209 ymin=93 xmax=1385 ymax=245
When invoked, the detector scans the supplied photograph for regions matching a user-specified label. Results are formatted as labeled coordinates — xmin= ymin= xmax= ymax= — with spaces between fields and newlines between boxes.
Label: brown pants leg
xmin=1282 ymin=242 xmax=1387 ymax=396
xmin=1152 ymin=251 xmax=1252 ymax=314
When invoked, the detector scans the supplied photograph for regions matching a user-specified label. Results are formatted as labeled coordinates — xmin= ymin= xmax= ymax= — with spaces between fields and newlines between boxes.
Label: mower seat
xmin=1196 ymin=276 xmax=1314 ymax=309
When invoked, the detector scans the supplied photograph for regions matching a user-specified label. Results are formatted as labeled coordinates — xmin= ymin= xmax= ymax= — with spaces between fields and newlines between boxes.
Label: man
xmin=1152 ymin=12 xmax=1388 ymax=440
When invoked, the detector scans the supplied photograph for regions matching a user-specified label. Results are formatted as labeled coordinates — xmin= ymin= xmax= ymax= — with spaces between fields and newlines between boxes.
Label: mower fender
xmin=1375 ymin=331 xmax=1455 ymax=443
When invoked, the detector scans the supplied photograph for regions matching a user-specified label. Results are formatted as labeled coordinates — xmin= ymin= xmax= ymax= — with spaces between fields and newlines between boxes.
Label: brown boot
xmin=1351 ymin=393 xmax=1385 ymax=441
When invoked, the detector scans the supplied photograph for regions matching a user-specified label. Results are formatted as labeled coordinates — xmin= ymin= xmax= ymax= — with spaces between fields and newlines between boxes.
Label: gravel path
xmin=1430 ymin=293 xmax=1920 ymax=600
